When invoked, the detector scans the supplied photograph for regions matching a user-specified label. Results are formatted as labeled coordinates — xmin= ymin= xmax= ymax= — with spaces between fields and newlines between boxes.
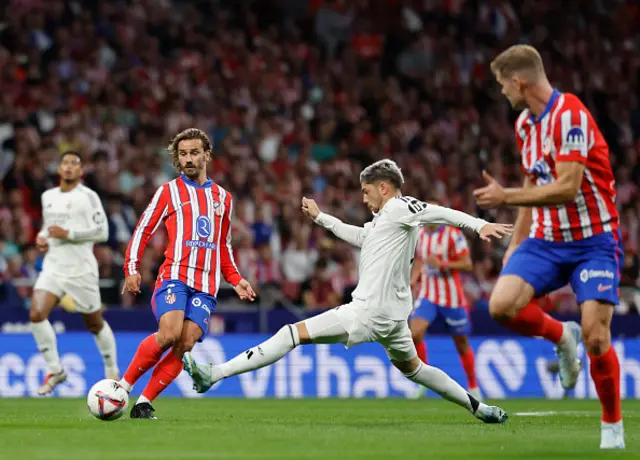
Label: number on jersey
xmin=398 ymin=196 xmax=427 ymax=214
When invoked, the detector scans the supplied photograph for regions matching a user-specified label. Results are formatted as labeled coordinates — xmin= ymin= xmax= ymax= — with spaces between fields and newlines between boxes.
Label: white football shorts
xmin=33 ymin=270 xmax=102 ymax=314
xmin=304 ymin=301 xmax=417 ymax=362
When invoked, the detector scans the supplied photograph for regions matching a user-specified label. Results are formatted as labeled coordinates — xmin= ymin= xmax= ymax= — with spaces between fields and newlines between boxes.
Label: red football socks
xmin=589 ymin=346 xmax=622 ymax=423
xmin=503 ymin=299 xmax=563 ymax=343
xmin=141 ymin=350 xmax=184 ymax=402
xmin=459 ymin=348 xmax=478 ymax=390
xmin=415 ymin=340 xmax=428 ymax=364
xmin=122 ymin=334 xmax=167 ymax=387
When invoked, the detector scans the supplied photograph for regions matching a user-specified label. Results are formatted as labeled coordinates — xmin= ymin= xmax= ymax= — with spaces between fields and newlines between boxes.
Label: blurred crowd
xmin=0 ymin=0 xmax=639 ymax=314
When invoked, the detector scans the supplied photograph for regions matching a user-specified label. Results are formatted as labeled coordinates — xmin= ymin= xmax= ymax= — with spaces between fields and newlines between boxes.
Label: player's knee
xmin=583 ymin=327 xmax=611 ymax=356
xmin=29 ymin=307 xmax=47 ymax=323
xmin=488 ymin=297 xmax=517 ymax=322
xmin=156 ymin=328 xmax=181 ymax=348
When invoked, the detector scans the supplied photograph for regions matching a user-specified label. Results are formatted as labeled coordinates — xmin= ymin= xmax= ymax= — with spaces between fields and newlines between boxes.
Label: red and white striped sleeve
xmin=219 ymin=192 xmax=243 ymax=287
xmin=554 ymin=97 xmax=590 ymax=164
xmin=124 ymin=185 xmax=169 ymax=277
xmin=448 ymin=228 xmax=470 ymax=260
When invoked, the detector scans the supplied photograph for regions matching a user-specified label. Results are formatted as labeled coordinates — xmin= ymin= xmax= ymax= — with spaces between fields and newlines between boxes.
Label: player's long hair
xmin=168 ymin=128 xmax=212 ymax=171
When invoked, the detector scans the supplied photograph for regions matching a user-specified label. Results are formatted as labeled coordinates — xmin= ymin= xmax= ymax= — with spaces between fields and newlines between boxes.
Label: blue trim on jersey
xmin=180 ymin=175 xmax=212 ymax=189
xmin=529 ymin=89 xmax=560 ymax=124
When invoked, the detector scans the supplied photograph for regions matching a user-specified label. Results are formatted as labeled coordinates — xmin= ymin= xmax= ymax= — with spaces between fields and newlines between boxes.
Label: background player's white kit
xmin=31 ymin=173 xmax=119 ymax=396
xmin=35 ymin=184 xmax=108 ymax=310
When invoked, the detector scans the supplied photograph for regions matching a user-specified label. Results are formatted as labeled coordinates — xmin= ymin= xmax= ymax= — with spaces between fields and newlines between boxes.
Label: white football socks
xmin=404 ymin=362 xmax=479 ymax=413
xmin=217 ymin=325 xmax=300 ymax=379
xmin=93 ymin=321 xmax=119 ymax=378
xmin=31 ymin=320 xmax=63 ymax=374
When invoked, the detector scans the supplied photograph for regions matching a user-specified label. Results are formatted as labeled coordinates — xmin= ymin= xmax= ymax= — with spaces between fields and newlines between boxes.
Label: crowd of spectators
xmin=0 ymin=0 xmax=639 ymax=315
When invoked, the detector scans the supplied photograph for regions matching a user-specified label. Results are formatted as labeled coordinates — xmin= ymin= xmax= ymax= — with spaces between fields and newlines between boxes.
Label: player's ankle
xmin=118 ymin=379 xmax=133 ymax=392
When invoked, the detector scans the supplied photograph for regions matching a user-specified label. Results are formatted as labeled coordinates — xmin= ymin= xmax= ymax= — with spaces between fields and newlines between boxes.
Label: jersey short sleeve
xmin=554 ymin=100 xmax=590 ymax=164
xmin=448 ymin=228 xmax=469 ymax=260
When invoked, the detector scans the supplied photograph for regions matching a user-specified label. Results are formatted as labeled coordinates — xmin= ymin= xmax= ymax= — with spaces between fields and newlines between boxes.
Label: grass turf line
xmin=0 ymin=398 xmax=637 ymax=460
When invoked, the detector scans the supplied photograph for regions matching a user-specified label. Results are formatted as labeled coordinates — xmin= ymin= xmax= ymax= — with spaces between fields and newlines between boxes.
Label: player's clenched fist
xmin=478 ymin=223 xmax=513 ymax=241
xmin=121 ymin=273 xmax=142 ymax=295
xmin=36 ymin=235 xmax=49 ymax=252
xmin=301 ymin=197 xmax=320 ymax=219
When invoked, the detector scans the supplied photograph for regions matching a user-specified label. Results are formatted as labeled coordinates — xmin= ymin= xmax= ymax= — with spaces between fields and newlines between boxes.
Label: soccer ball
xmin=87 ymin=379 xmax=129 ymax=421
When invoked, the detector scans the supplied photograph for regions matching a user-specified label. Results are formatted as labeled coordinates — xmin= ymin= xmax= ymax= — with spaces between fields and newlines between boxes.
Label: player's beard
xmin=182 ymin=163 xmax=202 ymax=180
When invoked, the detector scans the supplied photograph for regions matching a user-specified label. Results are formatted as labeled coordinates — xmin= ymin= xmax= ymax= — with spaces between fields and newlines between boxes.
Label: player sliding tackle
xmin=184 ymin=159 xmax=512 ymax=423
xmin=474 ymin=45 xmax=625 ymax=449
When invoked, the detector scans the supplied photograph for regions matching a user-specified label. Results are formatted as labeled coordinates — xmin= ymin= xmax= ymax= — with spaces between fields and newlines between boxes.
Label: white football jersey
xmin=38 ymin=184 xmax=108 ymax=277
xmin=316 ymin=196 xmax=486 ymax=321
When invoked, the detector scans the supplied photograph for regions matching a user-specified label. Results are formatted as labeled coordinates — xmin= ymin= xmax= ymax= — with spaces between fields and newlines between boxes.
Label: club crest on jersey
xmin=165 ymin=293 xmax=176 ymax=304
xmin=562 ymin=126 xmax=585 ymax=153
xmin=196 ymin=215 xmax=212 ymax=238
xmin=542 ymin=137 xmax=553 ymax=155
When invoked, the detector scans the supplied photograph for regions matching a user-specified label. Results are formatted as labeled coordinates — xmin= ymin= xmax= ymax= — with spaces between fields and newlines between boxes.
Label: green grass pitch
xmin=0 ymin=398 xmax=637 ymax=459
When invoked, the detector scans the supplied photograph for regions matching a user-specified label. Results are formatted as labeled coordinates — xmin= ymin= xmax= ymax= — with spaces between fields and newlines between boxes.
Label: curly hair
xmin=167 ymin=128 xmax=212 ymax=170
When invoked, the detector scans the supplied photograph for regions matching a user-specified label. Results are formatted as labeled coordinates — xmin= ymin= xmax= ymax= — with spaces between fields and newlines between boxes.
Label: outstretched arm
xmin=302 ymin=197 xmax=369 ymax=248
xmin=397 ymin=197 xmax=512 ymax=241
xmin=124 ymin=185 xmax=169 ymax=277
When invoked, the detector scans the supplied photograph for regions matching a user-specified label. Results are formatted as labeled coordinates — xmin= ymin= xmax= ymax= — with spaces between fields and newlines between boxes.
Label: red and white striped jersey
xmin=516 ymin=89 xmax=619 ymax=242
xmin=124 ymin=175 xmax=242 ymax=296
xmin=415 ymin=225 xmax=469 ymax=308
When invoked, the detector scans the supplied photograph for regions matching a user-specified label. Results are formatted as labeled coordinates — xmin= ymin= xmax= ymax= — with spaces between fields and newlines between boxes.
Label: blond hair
xmin=167 ymin=128 xmax=212 ymax=171
xmin=490 ymin=45 xmax=545 ymax=82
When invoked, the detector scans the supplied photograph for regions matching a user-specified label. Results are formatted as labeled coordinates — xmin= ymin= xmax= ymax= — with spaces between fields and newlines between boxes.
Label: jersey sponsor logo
xmin=186 ymin=240 xmax=217 ymax=250
xmin=579 ymin=269 xmax=615 ymax=283
xmin=562 ymin=126 xmax=585 ymax=153
xmin=196 ymin=215 xmax=212 ymax=238
xmin=165 ymin=293 xmax=176 ymax=304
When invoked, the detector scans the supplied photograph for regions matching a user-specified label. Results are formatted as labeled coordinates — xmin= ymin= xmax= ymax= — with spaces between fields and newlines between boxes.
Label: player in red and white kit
xmin=118 ymin=128 xmax=256 ymax=419
xmin=474 ymin=45 xmax=624 ymax=449
xmin=409 ymin=214 xmax=479 ymax=400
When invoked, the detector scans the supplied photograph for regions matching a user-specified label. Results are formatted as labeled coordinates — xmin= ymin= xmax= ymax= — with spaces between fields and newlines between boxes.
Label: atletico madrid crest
xmin=165 ymin=293 xmax=176 ymax=304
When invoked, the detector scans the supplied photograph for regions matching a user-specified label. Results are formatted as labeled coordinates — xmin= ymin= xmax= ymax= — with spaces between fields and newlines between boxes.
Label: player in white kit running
xmin=30 ymin=151 xmax=119 ymax=395
xmin=183 ymin=159 xmax=512 ymax=423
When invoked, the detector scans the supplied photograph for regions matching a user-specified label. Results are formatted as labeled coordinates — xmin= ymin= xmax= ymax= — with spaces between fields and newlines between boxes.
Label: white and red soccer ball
xmin=87 ymin=379 xmax=129 ymax=421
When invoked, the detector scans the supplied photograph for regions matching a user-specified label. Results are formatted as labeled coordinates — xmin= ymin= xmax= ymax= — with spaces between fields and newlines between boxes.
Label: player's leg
xmin=408 ymin=299 xmax=435 ymax=399
xmin=82 ymin=311 xmax=119 ymax=379
xmin=381 ymin=321 xmax=506 ymax=424
xmin=440 ymin=305 xmax=480 ymax=397
xmin=30 ymin=280 xmax=66 ymax=395
xmin=183 ymin=307 xmax=350 ymax=393
xmin=66 ymin=273 xmax=121 ymax=380
xmin=135 ymin=292 xmax=215 ymax=413
xmin=571 ymin=237 xmax=624 ymax=449
xmin=452 ymin=335 xmax=480 ymax=398
xmin=492 ymin=239 xmax=581 ymax=388
xmin=118 ymin=281 xmax=187 ymax=393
